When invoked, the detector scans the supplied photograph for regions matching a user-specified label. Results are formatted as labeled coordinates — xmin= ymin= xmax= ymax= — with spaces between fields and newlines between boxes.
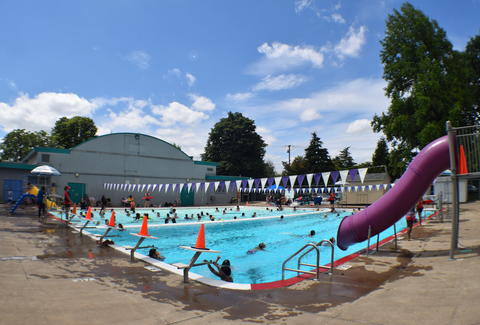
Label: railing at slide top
xmin=453 ymin=124 xmax=480 ymax=176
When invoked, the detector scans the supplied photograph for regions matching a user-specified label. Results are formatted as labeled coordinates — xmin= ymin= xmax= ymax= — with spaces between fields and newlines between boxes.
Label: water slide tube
xmin=336 ymin=136 xmax=451 ymax=250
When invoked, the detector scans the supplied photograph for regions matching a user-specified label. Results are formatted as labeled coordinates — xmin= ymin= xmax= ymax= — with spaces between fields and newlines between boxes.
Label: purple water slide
xmin=336 ymin=136 xmax=451 ymax=250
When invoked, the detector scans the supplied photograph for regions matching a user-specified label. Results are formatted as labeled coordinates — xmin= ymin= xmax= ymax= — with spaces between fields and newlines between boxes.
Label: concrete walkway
xmin=0 ymin=202 xmax=479 ymax=325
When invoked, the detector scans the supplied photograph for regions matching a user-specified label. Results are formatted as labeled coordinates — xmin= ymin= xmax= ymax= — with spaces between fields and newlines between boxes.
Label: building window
xmin=207 ymin=168 xmax=214 ymax=171
xmin=41 ymin=154 xmax=50 ymax=163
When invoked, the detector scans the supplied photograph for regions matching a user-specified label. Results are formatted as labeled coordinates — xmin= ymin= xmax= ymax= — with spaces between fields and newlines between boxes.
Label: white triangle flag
xmin=339 ymin=170 xmax=349 ymax=186
xmin=289 ymin=175 xmax=297 ymax=188
xmin=261 ymin=178 xmax=268 ymax=189
xmin=187 ymin=183 xmax=193 ymax=192
xmin=321 ymin=172 xmax=330 ymax=187
xmin=376 ymin=184 xmax=381 ymax=190
xmin=248 ymin=179 xmax=254 ymax=190
xmin=235 ymin=180 xmax=242 ymax=191
xmin=391 ymin=183 xmax=395 ymax=188
xmin=358 ymin=168 xmax=368 ymax=184
xmin=361 ymin=185 xmax=366 ymax=191
xmin=306 ymin=173 xmax=314 ymax=187
xmin=274 ymin=176 xmax=282 ymax=187
xmin=151 ymin=184 xmax=158 ymax=192
xmin=214 ymin=181 xmax=221 ymax=191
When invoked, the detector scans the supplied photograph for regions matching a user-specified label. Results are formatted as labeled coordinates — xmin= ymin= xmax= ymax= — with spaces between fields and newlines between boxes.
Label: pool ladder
xmin=281 ymin=240 xmax=335 ymax=280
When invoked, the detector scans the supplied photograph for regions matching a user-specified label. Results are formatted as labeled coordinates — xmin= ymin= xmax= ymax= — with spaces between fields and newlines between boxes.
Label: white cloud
xmin=253 ymin=74 xmax=307 ymax=91
xmin=152 ymin=101 xmax=208 ymax=126
xmin=103 ymin=106 xmax=161 ymax=131
xmin=127 ymin=50 xmax=151 ymax=69
xmin=249 ymin=42 xmax=324 ymax=75
xmin=300 ymin=109 xmax=321 ymax=122
xmin=346 ymin=119 xmax=372 ymax=134
xmin=154 ymin=127 xmax=210 ymax=159
xmin=188 ymin=94 xmax=216 ymax=111
xmin=225 ymin=92 xmax=254 ymax=102
xmin=186 ymin=73 xmax=196 ymax=87
xmin=331 ymin=13 xmax=346 ymax=24
xmin=0 ymin=92 xmax=98 ymax=132
xmin=294 ymin=0 xmax=313 ymax=13
xmin=334 ymin=25 xmax=367 ymax=59
xmin=257 ymin=126 xmax=277 ymax=145
xmin=248 ymin=78 xmax=387 ymax=118
xmin=165 ymin=69 xmax=197 ymax=87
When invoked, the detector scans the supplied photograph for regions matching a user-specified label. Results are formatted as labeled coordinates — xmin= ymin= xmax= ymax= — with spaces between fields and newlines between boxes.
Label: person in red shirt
xmin=405 ymin=207 xmax=417 ymax=240
xmin=416 ymin=200 xmax=424 ymax=225
xmin=63 ymin=186 xmax=72 ymax=219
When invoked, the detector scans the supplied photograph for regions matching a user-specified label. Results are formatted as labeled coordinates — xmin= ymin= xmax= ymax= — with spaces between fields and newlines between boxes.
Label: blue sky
xmin=0 ymin=0 xmax=479 ymax=172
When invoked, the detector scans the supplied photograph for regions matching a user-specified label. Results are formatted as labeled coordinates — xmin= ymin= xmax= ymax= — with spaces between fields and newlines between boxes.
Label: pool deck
xmin=1 ymin=202 xmax=479 ymax=325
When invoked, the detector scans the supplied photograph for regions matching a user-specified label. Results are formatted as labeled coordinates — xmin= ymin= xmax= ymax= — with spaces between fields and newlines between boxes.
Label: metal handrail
xmin=297 ymin=239 xmax=334 ymax=275
xmin=282 ymin=243 xmax=319 ymax=280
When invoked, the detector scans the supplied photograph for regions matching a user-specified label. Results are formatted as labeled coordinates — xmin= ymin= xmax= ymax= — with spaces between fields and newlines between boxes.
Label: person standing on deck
xmin=63 ymin=186 xmax=72 ymax=219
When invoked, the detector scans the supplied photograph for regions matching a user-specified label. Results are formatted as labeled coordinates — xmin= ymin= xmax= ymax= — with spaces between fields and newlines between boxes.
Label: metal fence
xmin=453 ymin=125 xmax=480 ymax=176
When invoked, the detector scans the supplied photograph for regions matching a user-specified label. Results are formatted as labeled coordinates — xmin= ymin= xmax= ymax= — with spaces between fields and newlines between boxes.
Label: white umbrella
xmin=31 ymin=165 xmax=61 ymax=176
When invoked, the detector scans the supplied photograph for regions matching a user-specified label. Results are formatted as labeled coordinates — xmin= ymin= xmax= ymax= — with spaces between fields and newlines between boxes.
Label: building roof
xmin=0 ymin=162 xmax=37 ymax=170
xmin=22 ymin=133 xmax=200 ymax=162
xmin=194 ymin=161 xmax=219 ymax=166
xmin=206 ymin=175 xmax=249 ymax=181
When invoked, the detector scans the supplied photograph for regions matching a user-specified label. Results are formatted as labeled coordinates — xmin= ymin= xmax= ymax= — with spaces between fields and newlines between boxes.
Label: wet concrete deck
xmin=1 ymin=203 xmax=479 ymax=324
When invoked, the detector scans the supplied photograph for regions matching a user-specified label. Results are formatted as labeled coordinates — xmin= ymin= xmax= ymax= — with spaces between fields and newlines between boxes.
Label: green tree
xmin=282 ymin=156 xmax=309 ymax=176
xmin=372 ymin=3 xmax=461 ymax=150
xmin=463 ymin=35 xmax=480 ymax=124
xmin=333 ymin=147 xmax=355 ymax=170
xmin=264 ymin=160 xmax=277 ymax=177
xmin=304 ymin=132 xmax=335 ymax=172
xmin=0 ymin=129 xmax=52 ymax=161
xmin=52 ymin=116 xmax=97 ymax=148
xmin=202 ymin=112 xmax=268 ymax=178
xmin=372 ymin=138 xmax=389 ymax=167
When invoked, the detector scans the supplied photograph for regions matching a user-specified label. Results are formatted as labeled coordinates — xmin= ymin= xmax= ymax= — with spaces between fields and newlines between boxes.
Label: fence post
xmin=447 ymin=121 xmax=459 ymax=259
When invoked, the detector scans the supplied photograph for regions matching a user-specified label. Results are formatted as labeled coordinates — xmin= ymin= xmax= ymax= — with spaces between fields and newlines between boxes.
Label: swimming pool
xmin=81 ymin=209 xmax=433 ymax=284
xmin=53 ymin=206 xmax=317 ymax=227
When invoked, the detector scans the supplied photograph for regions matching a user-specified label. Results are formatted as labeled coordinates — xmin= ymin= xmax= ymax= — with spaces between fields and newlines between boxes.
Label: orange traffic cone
xmin=85 ymin=207 xmax=92 ymax=220
xmin=458 ymin=145 xmax=468 ymax=175
xmin=194 ymin=224 xmax=206 ymax=249
xmin=108 ymin=211 xmax=116 ymax=227
xmin=71 ymin=203 xmax=77 ymax=215
xmin=138 ymin=216 xmax=150 ymax=237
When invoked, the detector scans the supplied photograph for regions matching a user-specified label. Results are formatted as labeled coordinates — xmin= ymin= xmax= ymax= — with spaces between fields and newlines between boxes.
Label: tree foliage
xmin=333 ymin=147 xmax=355 ymax=170
xmin=372 ymin=138 xmax=389 ymax=167
xmin=282 ymin=156 xmax=309 ymax=176
xmin=202 ymin=112 xmax=268 ymax=178
xmin=52 ymin=116 xmax=97 ymax=148
xmin=372 ymin=3 xmax=480 ymax=177
xmin=304 ymin=132 xmax=335 ymax=172
xmin=0 ymin=129 xmax=52 ymax=161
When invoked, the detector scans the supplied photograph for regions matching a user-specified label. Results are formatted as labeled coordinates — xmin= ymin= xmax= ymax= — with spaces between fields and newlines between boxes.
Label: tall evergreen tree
xmin=372 ymin=138 xmax=389 ymax=167
xmin=202 ymin=112 xmax=268 ymax=178
xmin=304 ymin=132 xmax=335 ymax=172
xmin=333 ymin=147 xmax=355 ymax=170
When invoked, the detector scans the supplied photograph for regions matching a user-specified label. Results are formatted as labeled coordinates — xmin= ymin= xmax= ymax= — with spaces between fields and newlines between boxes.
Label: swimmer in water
xmin=247 ymin=242 xmax=266 ymax=254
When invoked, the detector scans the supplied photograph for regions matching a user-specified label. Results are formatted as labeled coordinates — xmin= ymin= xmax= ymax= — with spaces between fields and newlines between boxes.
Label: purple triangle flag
xmin=314 ymin=173 xmax=321 ymax=186
xmin=330 ymin=171 xmax=339 ymax=184
xmin=349 ymin=169 xmax=358 ymax=182
xmin=281 ymin=176 xmax=289 ymax=187
xmin=297 ymin=175 xmax=305 ymax=187
xmin=267 ymin=178 xmax=274 ymax=186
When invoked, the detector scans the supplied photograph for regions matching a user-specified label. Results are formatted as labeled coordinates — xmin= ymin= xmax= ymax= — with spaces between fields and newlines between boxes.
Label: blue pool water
xmin=82 ymin=209 xmax=433 ymax=284
xmin=58 ymin=206 xmax=315 ymax=226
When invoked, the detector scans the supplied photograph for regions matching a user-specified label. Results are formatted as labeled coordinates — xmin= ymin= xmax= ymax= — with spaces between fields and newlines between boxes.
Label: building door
xmin=180 ymin=187 xmax=194 ymax=206
xmin=3 ymin=179 xmax=23 ymax=203
xmin=68 ymin=182 xmax=86 ymax=204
